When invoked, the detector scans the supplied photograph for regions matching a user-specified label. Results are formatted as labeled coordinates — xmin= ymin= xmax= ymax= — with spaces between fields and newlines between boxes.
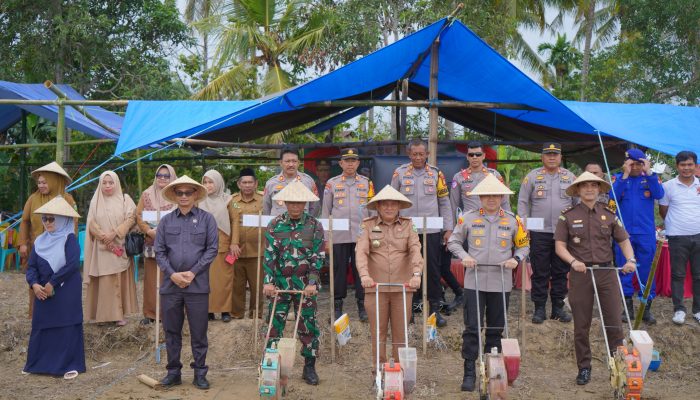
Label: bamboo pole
xmin=136 ymin=149 xmax=144 ymax=195
xmin=328 ymin=215 xmax=335 ymax=362
xmin=422 ymin=216 xmax=428 ymax=356
xmin=0 ymin=138 xmax=113 ymax=150
xmin=56 ymin=100 xmax=66 ymax=166
xmin=0 ymin=99 xmax=129 ymax=106
xmin=633 ymin=240 xmax=664 ymax=330
xmin=302 ymin=99 xmax=541 ymax=111
xmin=19 ymin=111 xmax=28 ymax=207
xmin=254 ymin=210 xmax=263 ymax=355
xmin=428 ymin=39 xmax=440 ymax=166
xmin=44 ymin=81 xmax=120 ymax=135
xmin=520 ymin=259 xmax=526 ymax=357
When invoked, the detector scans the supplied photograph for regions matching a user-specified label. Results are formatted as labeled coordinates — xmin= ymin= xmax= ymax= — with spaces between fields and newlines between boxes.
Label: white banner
xmin=141 ymin=209 xmax=174 ymax=223
xmin=524 ymin=217 xmax=544 ymax=230
xmin=318 ymin=218 xmax=349 ymax=231
xmin=242 ymin=214 xmax=275 ymax=227
xmin=410 ymin=217 xmax=444 ymax=229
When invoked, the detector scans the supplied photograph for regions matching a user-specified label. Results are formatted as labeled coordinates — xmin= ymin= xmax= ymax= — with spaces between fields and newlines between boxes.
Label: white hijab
xmin=33 ymin=215 xmax=74 ymax=273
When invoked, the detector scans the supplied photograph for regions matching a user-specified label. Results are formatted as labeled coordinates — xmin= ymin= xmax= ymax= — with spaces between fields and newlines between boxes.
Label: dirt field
xmin=2 ymin=269 xmax=699 ymax=400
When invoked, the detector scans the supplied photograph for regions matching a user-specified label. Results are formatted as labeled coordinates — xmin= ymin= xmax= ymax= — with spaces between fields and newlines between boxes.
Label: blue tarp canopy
xmin=0 ymin=81 xmax=122 ymax=139
xmin=115 ymin=100 xmax=258 ymax=155
xmin=115 ymin=18 xmax=698 ymax=160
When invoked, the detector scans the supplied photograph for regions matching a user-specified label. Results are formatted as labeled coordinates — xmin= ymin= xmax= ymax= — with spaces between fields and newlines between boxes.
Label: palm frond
xmin=262 ymin=63 xmax=292 ymax=94
xmin=194 ymin=62 xmax=254 ymax=100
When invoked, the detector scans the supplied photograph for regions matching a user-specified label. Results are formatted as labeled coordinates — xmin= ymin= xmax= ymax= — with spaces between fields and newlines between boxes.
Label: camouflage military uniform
xmin=263 ymin=212 xmax=325 ymax=357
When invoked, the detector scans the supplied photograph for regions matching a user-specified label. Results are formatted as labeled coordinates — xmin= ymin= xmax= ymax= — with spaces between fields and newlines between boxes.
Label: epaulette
xmin=561 ymin=206 xmax=575 ymax=214
xmin=362 ymin=216 xmax=378 ymax=222
xmin=503 ymin=209 xmax=516 ymax=218
xmin=299 ymin=171 xmax=313 ymax=179
xmin=398 ymin=216 xmax=412 ymax=221
xmin=427 ymin=163 xmax=440 ymax=171
xmin=604 ymin=205 xmax=617 ymax=214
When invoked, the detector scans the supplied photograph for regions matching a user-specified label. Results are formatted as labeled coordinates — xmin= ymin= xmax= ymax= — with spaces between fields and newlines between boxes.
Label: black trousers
xmin=333 ymin=243 xmax=364 ymax=301
xmin=462 ymin=289 xmax=509 ymax=360
xmin=529 ymin=231 xmax=569 ymax=306
xmin=413 ymin=232 xmax=443 ymax=304
xmin=440 ymin=247 xmax=462 ymax=293
xmin=162 ymin=292 xmax=209 ymax=377
xmin=668 ymin=234 xmax=700 ymax=313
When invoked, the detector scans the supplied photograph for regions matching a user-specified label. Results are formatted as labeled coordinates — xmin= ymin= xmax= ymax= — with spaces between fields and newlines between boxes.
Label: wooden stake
xmin=254 ymin=210 xmax=263 ymax=354
xmin=422 ymin=216 xmax=428 ymax=356
xmin=520 ymin=259 xmax=526 ymax=357
xmin=329 ymin=215 xmax=335 ymax=363
xmin=428 ymin=39 xmax=440 ymax=166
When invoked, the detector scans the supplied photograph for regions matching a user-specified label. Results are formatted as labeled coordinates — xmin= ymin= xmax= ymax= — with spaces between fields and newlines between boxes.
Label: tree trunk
xmin=580 ymin=0 xmax=596 ymax=101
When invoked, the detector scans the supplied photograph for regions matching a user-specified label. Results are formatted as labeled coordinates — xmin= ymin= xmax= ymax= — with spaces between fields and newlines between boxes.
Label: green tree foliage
xmin=538 ymin=33 xmax=582 ymax=99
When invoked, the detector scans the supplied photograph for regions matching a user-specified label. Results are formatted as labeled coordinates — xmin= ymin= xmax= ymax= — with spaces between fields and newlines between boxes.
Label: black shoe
xmin=461 ymin=359 xmax=476 ymax=392
xmin=622 ymin=297 xmax=634 ymax=323
xmin=302 ymin=357 xmax=319 ymax=385
xmin=448 ymin=288 xmax=464 ymax=311
xmin=642 ymin=299 xmax=656 ymax=325
xmin=357 ymin=300 xmax=368 ymax=323
xmin=140 ymin=318 xmax=153 ymax=325
xmin=334 ymin=299 xmax=343 ymax=321
xmin=193 ymin=375 xmax=210 ymax=390
xmin=439 ymin=300 xmax=453 ymax=316
xmin=221 ymin=313 xmax=232 ymax=323
xmin=576 ymin=368 xmax=591 ymax=385
xmin=412 ymin=301 xmax=422 ymax=314
xmin=208 ymin=313 xmax=216 ymax=321
xmin=160 ymin=374 xmax=182 ymax=388
xmin=551 ymin=300 xmax=572 ymax=322
xmin=430 ymin=303 xmax=447 ymax=327
xmin=532 ymin=304 xmax=546 ymax=324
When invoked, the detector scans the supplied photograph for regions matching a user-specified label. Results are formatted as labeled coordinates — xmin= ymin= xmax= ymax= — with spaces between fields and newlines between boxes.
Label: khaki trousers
xmin=231 ymin=257 xmax=263 ymax=318
xmin=569 ymin=269 xmax=624 ymax=369
xmin=365 ymin=291 xmax=413 ymax=367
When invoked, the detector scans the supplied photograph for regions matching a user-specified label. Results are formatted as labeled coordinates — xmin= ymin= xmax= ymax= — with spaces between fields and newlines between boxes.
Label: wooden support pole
xmin=520 ymin=259 xmax=526 ymax=357
xmin=19 ymin=111 xmax=28 ymax=207
xmin=56 ymin=100 xmax=66 ymax=166
xmin=422 ymin=216 xmax=428 ymax=356
xmin=254 ymin=210 xmax=263 ymax=354
xmin=0 ymin=138 xmax=113 ymax=150
xmin=428 ymin=39 xmax=440 ymax=166
xmin=136 ymin=148 xmax=144 ymax=195
xmin=302 ymin=99 xmax=540 ymax=111
xmin=328 ymin=215 xmax=336 ymax=363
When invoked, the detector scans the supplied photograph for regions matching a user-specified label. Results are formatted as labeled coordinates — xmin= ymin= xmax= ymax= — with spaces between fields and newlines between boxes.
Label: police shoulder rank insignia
xmin=371 ymin=226 xmax=382 ymax=232
xmin=522 ymin=176 xmax=529 ymax=185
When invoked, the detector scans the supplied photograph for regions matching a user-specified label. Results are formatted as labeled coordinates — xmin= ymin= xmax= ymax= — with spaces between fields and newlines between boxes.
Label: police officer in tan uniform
xmin=554 ymin=172 xmax=636 ymax=386
xmin=447 ymin=175 xmax=529 ymax=392
xmin=517 ymin=143 xmax=575 ymax=324
xmin=230 ymin=168 xmax=264 ymax=319
xmin=321 ymin=148 xmax=375 ymax=321
xmin=450 ymin=141 xmax=510 ymax=214
xmin=390 ymin=138 xmax=454 ymax=327
xmin=263 ymin=147 xmax=319 ymax=217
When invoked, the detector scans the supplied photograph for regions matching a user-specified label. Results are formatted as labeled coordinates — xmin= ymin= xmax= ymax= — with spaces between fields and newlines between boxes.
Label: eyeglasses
xmin=156 ymin=173 xmax=171 ymax=179
xmin=467 ymin=152 xmax=484 ymax=157
xmin=41 ymin=216 xmax=55 ymax=223
xmin=175 ymin=190 xmax=196 ymax=197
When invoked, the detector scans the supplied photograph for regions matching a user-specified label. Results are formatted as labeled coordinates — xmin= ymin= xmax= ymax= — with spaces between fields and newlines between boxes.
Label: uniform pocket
xmin=191 ymin=231 xmax=205 ymax=245
xmin=165 ymin=226 xmax=181 ymax=237
xmin=560 ymin=187 xmax=571 ymax=199
xmin=423 ymin=178 xmax=436 ymax=195
xmin=401 ymin=179 xmax=415 ymax=196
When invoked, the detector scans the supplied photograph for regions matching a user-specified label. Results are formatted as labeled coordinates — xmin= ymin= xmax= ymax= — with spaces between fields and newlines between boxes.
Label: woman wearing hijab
xmin=136 ymin=164 xmax=177 ymax=324
xmin=199 ymin=169 xmax=236 ymax=322
xmin=84 ymin=171 xmax=138 ymax=325
xmin=18 ymin=162 xmax=78 ymax=318
xmin=23 ymin=196 xmax=85 ymax=378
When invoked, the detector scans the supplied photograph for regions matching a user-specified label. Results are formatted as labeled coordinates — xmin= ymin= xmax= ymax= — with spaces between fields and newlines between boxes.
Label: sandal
xmin=63 ymin=370 xmax=79 ymax=380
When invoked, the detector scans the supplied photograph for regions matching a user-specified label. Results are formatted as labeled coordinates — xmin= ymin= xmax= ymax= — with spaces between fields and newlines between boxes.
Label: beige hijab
xmin=84 ymin=171 xmax=136 ymax=277
xmin=198 ymin=169 xmax=233 ymax=235
xmin=142 ymin=164 xmax=177 ymax=211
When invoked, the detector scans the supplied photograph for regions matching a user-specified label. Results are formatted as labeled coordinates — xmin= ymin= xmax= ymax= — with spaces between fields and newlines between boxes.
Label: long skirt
xmin=209 ymin=252 xmax=234 ymax=313
xmin=24 ymin=323 xmax=86 ymax=376
xmin=143 ymin=257 xmax=160 ymax=319
xmin=85 ymin=264 xmax=138 ymax=322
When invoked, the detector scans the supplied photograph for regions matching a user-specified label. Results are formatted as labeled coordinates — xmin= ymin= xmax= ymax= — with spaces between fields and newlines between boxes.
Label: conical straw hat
xmin=566 ymin=171 xmax=611 ymax=196
xmin=468 ymin=174 xmax=514 ymax=196
xmin=33 ymin=195 xmax=81 ymax=218
xmin=272 ymin=181 xmax=319 ymax=202
xmin=367 ymin=185 xmax=413 ymax=210
xmin=31 ymin=161 xmax=72 ymax=184
xmin=162 ymin=175 xmax=208 ymax=203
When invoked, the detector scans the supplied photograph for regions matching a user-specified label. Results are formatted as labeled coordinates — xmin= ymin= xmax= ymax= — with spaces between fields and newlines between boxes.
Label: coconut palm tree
xmin=538 ymin=33 xmax=581 ymax=92
xmin=194 ymin=0 xmax=327 ymax=100
xmin=184 ymin=0 xmax=225 ymax=87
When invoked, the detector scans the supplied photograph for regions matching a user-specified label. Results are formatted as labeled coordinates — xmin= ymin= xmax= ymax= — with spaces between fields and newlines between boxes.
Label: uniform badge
xmin=562 ymin=175 xmax=570 ymax=180
xmin=601 ymin=215 xmax=607 ymax=221
xmin=372 ymin=226 xmax=382 ymax=232
xmin=644 ymin=191 xmax=651 ymax=198
xmin=500 ymin=240 xmax=507 ymax=247
xmin=405 ymin=187 xmax=411 ymax=193
xmin=372 ymin=240 xmax=381 ymax=248
xmin=404 ymin=180 xmax=412 ymax=185
xmin=192 ymin=218 xmax=198 ymax=224
xmin=522 ymin=177 xmax=529 ymax=185
xmin=275 ymin=185 xmax=284 ymax=190
xmin=573 ymin=236 xmax=581 ymax=244
xmin=277 ymin=200 xmax=284 ymax=206
xmin=357 ymin=183 xmax=365 ymax=189
xmin=475 ymin=239 xmax=482 ymax=246
xmin=536 ymin=176 xmax=544 ymax=180
xmin=338 ymin=199 xmax=344 ymax=205
xmin=537 ymin=191 xmax=544 ymax=196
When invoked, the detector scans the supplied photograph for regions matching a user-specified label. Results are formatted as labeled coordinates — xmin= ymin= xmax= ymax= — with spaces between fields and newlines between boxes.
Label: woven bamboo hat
xmin=33 ymin=195 xmax=80 ymax=218
xmin=566 ymin=171 xmax=611 ymax=196
xmin=272 ymin=181 xmax=319 ymax=202
xmin=468 ymin=174 xmax=514 ymax=196
xmin=31 ymin=161 xmax=72 ymax=184
xmin=367 ymin=185 xmax=412 ymax=210
xmin=162 ymin=175 xmax=208 ymax=203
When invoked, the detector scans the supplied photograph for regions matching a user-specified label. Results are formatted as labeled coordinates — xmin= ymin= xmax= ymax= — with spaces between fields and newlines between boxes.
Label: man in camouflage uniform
xmin=447 ymin=174 xmax=529 ymax=392
xmin=517 ymin=142 xmax=576 ymax=324
xmin=263 ymin=181 xmax=324 ymax=385
xmin=321 ymin=148 xmax=375 ymax=321
xmin=263 ymin=146 xmax=320 ymax=217
xmin=390 ymin=138 xmax=454 ymax=327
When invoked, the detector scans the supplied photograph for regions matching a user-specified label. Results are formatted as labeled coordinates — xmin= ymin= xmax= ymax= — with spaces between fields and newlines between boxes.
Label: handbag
xmin=125 ymin=231 xmax=145 ymax=256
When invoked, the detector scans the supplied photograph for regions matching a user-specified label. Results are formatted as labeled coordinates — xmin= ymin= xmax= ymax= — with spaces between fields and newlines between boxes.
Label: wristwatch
xmin=412 ymin=272 xmax=422 ymax=277
xmin=513 ymin=255 xmax=522 ymax=263
xmin=628 ymin=258 xmax=637 ymax=264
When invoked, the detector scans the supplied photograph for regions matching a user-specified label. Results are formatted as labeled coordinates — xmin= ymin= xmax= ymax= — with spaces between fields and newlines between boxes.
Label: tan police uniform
xmin=321 ymin=157 xmax=375 ymax=317
xmin=262 ymin=172 xmax=319 ymax=217
xmin=554 ymin=202 xmax=628 ymax=370
xmin=390 ymin=162 xmax=453 ymax=313
xmin=230 ymin=191 xmax=264 ymax=318
xmin=516 ymin=143 xmax=576 ymax=316
xmin=450 ymin=167 xmax=510 ymax=214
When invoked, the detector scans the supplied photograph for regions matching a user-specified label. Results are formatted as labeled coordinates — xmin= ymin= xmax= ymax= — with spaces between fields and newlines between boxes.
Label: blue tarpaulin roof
xmin=114 ymin=18 xmax=698 ymax=159
xmin=115 ymin=100 xmax=258 ymax=155
xmin=0 ymin=81 xmax=123 ymax=139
